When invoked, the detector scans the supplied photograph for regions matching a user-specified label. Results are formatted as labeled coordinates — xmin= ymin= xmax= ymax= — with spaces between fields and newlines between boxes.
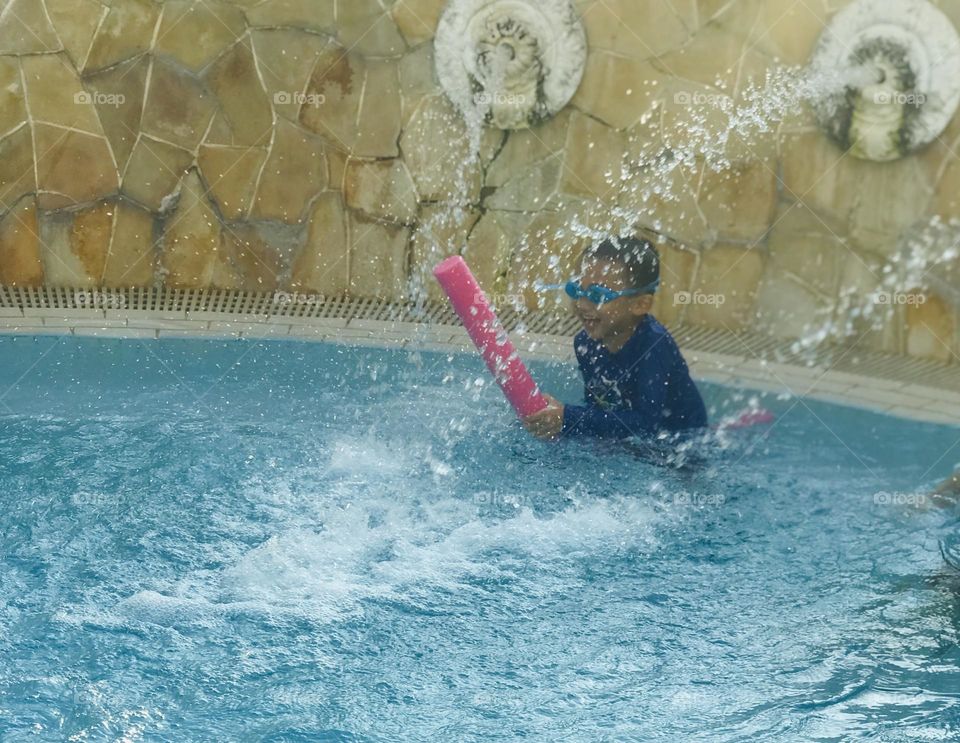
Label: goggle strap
xmin=536 ymin=279 xmax=661 ymax=297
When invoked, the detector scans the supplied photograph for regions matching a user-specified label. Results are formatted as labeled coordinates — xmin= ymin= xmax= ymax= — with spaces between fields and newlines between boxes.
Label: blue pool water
xmin=1 ymin=335 xmax=959 ymax=742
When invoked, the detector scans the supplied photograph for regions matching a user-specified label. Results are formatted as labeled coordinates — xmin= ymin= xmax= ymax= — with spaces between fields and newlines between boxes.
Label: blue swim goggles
xmin=539 ymin=278 xmax=660 ymax=306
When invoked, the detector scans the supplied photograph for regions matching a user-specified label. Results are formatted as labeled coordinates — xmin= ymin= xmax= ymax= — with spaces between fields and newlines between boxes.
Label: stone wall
xmin=0 ymin=0 xmax=958 ymax=363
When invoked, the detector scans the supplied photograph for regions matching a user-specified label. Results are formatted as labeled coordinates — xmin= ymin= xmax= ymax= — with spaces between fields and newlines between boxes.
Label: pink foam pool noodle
xmin=718 ymin=408 xmax=776 ymax=430
xmin=433 ymin=256 xmax=548 ymax=418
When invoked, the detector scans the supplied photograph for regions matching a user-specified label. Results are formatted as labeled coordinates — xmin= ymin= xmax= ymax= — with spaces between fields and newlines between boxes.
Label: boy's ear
xmin=631 ymin=294 xmax=655 ymax=315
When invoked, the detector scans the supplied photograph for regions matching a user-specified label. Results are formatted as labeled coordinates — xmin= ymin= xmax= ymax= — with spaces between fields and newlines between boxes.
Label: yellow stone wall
xmin=0 ymin=0 xmax=958 ymax=363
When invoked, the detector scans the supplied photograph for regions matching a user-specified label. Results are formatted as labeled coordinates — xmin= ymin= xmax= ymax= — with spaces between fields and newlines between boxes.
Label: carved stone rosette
xmin=434 ymin=0 xmax=587 ymax=130
xmin=810 ymin=0 xmax=960 ymax=162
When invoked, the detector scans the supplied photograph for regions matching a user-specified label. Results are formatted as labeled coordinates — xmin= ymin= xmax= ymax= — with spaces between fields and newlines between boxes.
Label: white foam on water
xmin=214 ymin=477 xmax=663 ymax=614
xmin=373 ymin=495 xmax=661 ymax=585
xmin=116 ymin=590 xmax=228 ymax=628
xmin=63 ymin=418 xmax=692 ymax=631
xmin=327 ymin=435 xmax=409 ymax=479
xmin=219 ymin=506 xmax=406 ymax=618
xmin=98 ymin=474 xmax=664 ymax=629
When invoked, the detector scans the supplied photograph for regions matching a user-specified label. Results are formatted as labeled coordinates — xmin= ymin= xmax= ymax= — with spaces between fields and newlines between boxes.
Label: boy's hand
xmin=523 ymin=394 xmax=565 ymax=440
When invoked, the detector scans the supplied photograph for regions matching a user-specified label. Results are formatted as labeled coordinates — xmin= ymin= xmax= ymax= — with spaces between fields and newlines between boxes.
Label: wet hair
xmin=581 ymin=236 xmax=660 ymax=292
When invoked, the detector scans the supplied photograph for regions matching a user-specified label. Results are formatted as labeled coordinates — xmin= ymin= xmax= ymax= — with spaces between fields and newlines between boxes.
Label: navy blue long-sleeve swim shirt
xmin=561 ymin=315 xmax=708 ymax=438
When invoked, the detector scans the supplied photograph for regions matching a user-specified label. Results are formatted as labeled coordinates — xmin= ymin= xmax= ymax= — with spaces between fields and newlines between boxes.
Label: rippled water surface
xmin=1 ymin=335 xmax=959 ymax=742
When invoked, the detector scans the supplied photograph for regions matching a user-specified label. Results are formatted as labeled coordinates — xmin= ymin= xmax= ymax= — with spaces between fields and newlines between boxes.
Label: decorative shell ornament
xmin=434 ymin=0 xmax=587 ymax=130
xmin=810 ymin=0 xmax=960 ymax=162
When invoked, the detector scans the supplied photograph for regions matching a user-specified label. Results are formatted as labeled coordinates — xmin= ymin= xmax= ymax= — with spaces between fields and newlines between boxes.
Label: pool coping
xmin=0 ymin=290 xmax=958 ymax=426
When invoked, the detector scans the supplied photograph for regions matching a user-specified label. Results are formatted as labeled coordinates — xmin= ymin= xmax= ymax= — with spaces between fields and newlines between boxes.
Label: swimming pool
xmin=1 ymin=335 xmax=959 ymax=741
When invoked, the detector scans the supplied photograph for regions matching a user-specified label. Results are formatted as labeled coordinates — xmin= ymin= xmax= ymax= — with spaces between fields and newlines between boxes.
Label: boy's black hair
xmin=581 ymin=236 xmax=660 ymax=292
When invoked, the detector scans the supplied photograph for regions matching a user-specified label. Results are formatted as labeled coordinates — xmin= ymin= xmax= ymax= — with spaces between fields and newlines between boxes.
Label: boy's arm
xmin=524 ymin=378 xmax=668 ymax=440
xmin=561 ymin=401 xmax=663 ymax=438
xmin=562 ymin=369 xmax=670 ymax=438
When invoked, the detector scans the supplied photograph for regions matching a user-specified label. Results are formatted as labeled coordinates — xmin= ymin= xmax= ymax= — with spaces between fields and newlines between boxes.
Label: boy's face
xmin=574 ymin=259 xmax=654 ymax=348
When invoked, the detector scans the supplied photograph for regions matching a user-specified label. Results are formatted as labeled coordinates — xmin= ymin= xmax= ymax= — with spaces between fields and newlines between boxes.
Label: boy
xmin=524 ymin=236 xmax=708 ymax=441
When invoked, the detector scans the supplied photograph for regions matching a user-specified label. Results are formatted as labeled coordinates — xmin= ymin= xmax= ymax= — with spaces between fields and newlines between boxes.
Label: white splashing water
xmin=791 ymin=217 xmax=960 ymax=356
xmin=411 ymin=58 xmax=847 ymax=289
xmin=66 ymin=480 xmax=664 ymax=629
xmin=51 ymin=386 xmax=701 ymax=630
xmin=413 ymin=54 xmax=958 ymax=362
xmin=406 ymin=52 xmax=502 ymax=310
